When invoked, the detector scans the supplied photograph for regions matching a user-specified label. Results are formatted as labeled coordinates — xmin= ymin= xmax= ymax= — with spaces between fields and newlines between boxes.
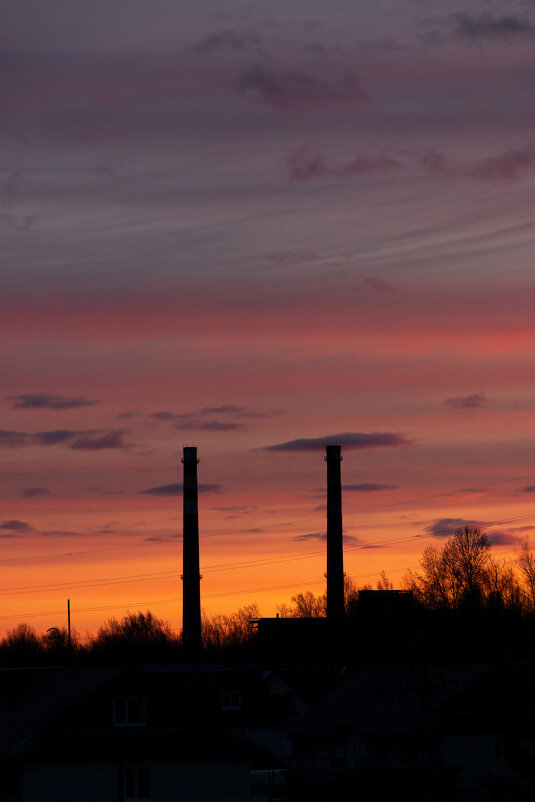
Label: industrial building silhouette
xmin=180 ymin=443 xmax=413 ymax=667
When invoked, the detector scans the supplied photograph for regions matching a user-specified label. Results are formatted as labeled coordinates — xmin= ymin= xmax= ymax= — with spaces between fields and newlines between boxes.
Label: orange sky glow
xmin=3 ymin=0 xmax=535 ymax=639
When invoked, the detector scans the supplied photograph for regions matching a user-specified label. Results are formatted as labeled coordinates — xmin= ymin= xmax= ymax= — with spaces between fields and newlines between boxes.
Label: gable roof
xmin=0 ymin=666 xmax=123 ymax=760
xmin=283 ymin=664 xmax=490 ymax=736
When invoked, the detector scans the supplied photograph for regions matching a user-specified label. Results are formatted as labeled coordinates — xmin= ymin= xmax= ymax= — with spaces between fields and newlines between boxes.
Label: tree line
xmin=2 ymin=528 xmax=535 ymax=665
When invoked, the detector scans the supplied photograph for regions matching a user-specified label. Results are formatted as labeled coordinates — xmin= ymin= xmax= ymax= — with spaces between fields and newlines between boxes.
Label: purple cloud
xmin=288 ymin=145 xmax=400 ymax=180
xmin=264 ymin=432 xmax=413 ymax=452
xmin=32 ymin=430 xmax=74 ymax=446
xmin=293 ymin=531 xmax=357 ymax=543
xmin=443 ymin=394 xmax=489 ymax=409
xmin=421 ymin=147 xmax=535 ymax=183
xmin=194 ymin=29 xmax=261 ymax=54
xmin=0 ymin=430 xmax=31 ymax=447
xmin=0 ymin=428 xmax=130 ymax=450
xmin=151 ymin=405 xmax=268 ymax=431
xmin=239 ymin=66 xmax=366 ymax=108
xmin=521 ymin=486 xmax=535 ymax=493
xmin=142 ymin=482 xmax=223 ymax=496
xmin=453 ymin=13 xmax=535 ymax=42
xmin=19 ymin=487 xmax=53 ymax=498
xmin=183 ymin=420 xmax=245 ymax=432
xmin=362 ymin=276 xmax=395 ymax=294
xmin=68 ymin=430 xmax=129 ymax=450
xmin=486 ymin=529 xmax=521 ymax=546
xmin=469 ymin=147 xmax=535 ymax=181
xmin=426 ymin=518 xmax=482 ymax=538
xmin=6 ymin=393 xmax=98 ymax=410
xmin=0 ymin=519 xmax=35 ymax=533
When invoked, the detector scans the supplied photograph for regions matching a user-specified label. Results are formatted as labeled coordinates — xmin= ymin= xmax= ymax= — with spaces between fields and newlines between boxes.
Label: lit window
xmin=221 ymin=690 xmax=241 ymax=710
xmin=113 ymin=697 xmax=147 ymax=726
xmin=124 ymin=767 xmax=151 ymax=800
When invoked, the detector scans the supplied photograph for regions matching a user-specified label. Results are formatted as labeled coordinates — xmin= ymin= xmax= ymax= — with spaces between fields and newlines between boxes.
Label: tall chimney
xmin=181 ymin=446 xmax=202 ymax=656
xmin=325 ymin=444 xmax=344 ymax=623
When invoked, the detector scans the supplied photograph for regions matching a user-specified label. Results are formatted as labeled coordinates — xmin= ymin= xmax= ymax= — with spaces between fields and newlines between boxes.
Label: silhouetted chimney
xmin=181 ymin=446 xmax=202 ymax=656
xmin=325 ymin=444 xmax=344 ymax=623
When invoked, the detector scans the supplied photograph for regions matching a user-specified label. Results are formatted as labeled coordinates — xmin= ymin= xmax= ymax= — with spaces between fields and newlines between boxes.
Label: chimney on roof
xmin=325 ymin=444 xmax=344 ymax=623
xmin=181 ymin=446 xmax=202 ymax=656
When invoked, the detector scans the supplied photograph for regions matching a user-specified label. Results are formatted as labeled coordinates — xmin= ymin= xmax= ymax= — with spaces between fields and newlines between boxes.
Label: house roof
xmin=283 ymin=664 xmax=491 ymax=736
xmin=0 ymin=666 xmax=123 ymax=760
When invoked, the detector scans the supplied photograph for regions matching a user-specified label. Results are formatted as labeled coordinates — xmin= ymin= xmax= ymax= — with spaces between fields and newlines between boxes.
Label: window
xmin=124 ymin=767 xmax=151 ymax=800
xmin=221 ymin=690 xmax=241 ymax=710
xmin=113 ymin=696 xmax=147 ymax=726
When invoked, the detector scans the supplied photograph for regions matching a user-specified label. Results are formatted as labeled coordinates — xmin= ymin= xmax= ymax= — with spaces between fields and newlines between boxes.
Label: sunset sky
xmin=2 ymin=0 xmax=535 ymax=638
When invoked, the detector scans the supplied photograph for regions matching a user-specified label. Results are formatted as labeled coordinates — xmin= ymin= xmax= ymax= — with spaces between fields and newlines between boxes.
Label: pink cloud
xmin=288 ymin=145 xmax=401 ymax=180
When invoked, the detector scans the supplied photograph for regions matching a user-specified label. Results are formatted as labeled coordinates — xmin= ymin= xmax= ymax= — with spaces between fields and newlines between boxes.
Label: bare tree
xmin=418 ymin=544 xmax=455 ymax=609
xmin=275 ymin=602 xmax=293 ymax=618
xmin=441 ymin=526 xmax=491 ymax=607
xmin=94 ymin=611 xmax=174 ymax=654
xmin=291 ymin=590 xmax=326 ymax=617
xmin=0 ymin=623 xmax=43 ymax=664
xmin=485 ymin=557 xmax=522 ymax=611
xmin=516 ymin=538 xmax=535 ymax=611
xmin=414 ymin=527 xmax=491 ymax=610
xmin=202 ymin=603 xmax=259 ymax=650
xmin=376 ymin=570 xmax=394 ymax=591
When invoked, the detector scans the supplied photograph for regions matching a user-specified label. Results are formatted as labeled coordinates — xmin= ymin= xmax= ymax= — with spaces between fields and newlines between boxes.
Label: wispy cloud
xmin=6 ymin=393 xmax=98 ymax=410
xmin=210 ymin=505 xmax=258 ymax=512
xmin=19 ymin=487 xmax=53 ymax=498
xmin=452 ymin=13 xmax=535 ymax=42
xmin=194 ymin=29 xmax=261 ymax=54
xmin=421 ymin=147 xmax=535 ymax=182
xmin=362 ymin=276 xmax=395 ymax=294
xmin=142 ymin=482 xmax=223 ymax=496
xmin=239 ymin=66 xmax=366 ymax=108
xmin=344 ymin=483 xmax=399 ymax=492
xmin=287 ymin=145 xmax=400 ymax=180
xmin=150 ymin=404 xmax=269 ymax=431
xmin=264 ymin=432 xmax=413 ymax=452
xmin=0 ymin=428 xmax=130 ymax=450
xmin=443 ymin=393 xmax=489 ymax=409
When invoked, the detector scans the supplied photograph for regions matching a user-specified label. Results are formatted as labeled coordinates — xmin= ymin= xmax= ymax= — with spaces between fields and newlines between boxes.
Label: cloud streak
xmin=443 ymin=394 xmax=489 ymax=409
xmin=288 ymin=145 xmax=400 ymax=180
xmin=452 ymin=13 xmax=535 ymax=42
xmin=239 ymin=66 xmax=366 ymax=108
xmin=293 ymin=531 xmax=357 ymax=543
xmin=151 ymin=405 xmax=269 ymax=431
xmin=344 ymin=483 xmax=399 ymax=492
xmin=19 ymin=487 xmax=53 ymax=498
xmin=0 ymin=429 xmax=130 ymax=450
xmin=142 ymin=483 xmax=223 ymax=496
xmin=6 ymin=393 xmax=98 ymax=410
xmin=264 ymin=432 xmax=413 ymax=452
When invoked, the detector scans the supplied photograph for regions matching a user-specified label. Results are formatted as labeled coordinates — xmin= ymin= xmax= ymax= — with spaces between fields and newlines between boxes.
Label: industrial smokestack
xmin=325 ymin=444 xmax=344 ymax=623
xmin=181 ymin=446 xmax=202 ymax=656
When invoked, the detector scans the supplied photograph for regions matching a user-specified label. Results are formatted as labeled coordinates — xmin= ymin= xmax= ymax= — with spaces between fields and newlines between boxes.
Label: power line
xmin=0 ymin=511 xmax=531 ymax=600
xmin=0 ymin=565 xmax=413 ymax=624
xmin=1 ymin=472 xmax=532 ymax=566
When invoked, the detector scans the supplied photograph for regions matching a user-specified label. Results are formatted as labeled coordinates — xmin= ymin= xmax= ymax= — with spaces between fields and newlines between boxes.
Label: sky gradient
xmin=2 ymin=0 xmax=535 ymax=638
